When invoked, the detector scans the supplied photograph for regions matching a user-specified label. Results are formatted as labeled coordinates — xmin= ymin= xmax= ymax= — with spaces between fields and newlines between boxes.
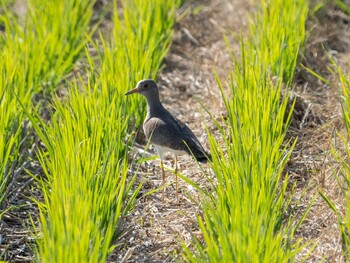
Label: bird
xmin=125 ymin=79 xmax=211 ymax=202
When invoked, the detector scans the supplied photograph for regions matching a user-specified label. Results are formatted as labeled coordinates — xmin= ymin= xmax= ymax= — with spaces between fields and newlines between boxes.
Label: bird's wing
xmin=144 ymin=116 xmax=187 ymax=151
xmin=175 ymin=118 xmax=211 ymax=162
xmin=144 ymin=114 xmax=210 ymax=162
xmin=173 ymin=117 xmax=206 ymax=149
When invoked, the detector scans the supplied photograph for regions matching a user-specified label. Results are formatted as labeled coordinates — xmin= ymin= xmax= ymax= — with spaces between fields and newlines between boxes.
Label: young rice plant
xmin=0 ymin=0 xmax=95 ymax=210
xmin=183 ymin=0 xmax=310 ymax=261
xmin=31 ymin=0 xmax=180 ymax=261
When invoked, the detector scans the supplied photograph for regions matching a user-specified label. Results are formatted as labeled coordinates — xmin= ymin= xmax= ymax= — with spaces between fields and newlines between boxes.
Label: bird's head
xmin=125 ymin=79 xmax=159 ymax=97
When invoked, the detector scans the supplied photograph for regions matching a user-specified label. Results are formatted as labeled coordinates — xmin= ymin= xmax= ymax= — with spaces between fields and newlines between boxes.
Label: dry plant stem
xmin=161 ymin=158 xmax=165 ymax=202
xmin=175 ymin=155 xmax=178 ymax=201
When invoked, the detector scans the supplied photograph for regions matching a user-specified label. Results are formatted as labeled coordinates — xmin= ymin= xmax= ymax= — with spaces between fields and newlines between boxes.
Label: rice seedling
xmin=30 ymin=0 xmax=180 ymax=261
xmin=0 ymin=53 xmax=27 ymax=208
xmin=249 ymin=0 xmax=307 ymax=84
xmin=4 ymin=0 xmax=97 ymax=91
xmin=111 ymin=0 xmax=180 ymax=125
xmin=182 ymin=0 xmax=310 ymax=261
xmin=28 ymin=81 xmax=134 ymax=261
xmin=0 ymin=0 xmax=96 ymax=209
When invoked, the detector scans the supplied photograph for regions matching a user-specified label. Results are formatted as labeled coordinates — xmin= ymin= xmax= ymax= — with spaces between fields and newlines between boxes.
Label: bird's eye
xmin=144 ymin=84 xmax=148 ymax=88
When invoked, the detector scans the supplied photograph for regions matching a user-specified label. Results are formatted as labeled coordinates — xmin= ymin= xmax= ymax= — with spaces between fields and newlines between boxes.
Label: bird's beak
xmin=125 ymin=87 xmax=140 ymax=96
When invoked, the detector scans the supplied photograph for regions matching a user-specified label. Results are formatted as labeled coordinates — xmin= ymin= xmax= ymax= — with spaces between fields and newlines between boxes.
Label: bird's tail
xmin=195 ymin=151 xmax=212 ymax=163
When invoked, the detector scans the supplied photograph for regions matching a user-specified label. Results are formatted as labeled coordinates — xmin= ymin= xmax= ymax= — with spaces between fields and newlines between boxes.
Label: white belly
xmin=153 ymin=144 xmax=187 ymax=159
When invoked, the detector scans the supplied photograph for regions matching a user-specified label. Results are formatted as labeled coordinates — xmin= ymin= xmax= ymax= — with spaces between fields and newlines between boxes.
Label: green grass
xmin=0 ymin=0 xmax=96 ymax=91
xmin=183 ymin=0 xmax=310 ymax=261
xmin=30 ymin=82 xmax=135 ymax=261
xmin=0 ymin=53 xmax=26 ymax=208
xmin=112 ymin=0 xmax=180 ymax=124
xmin=0 ymin=0 xmax=95 ymax=209
xmin=249 ymin=0 xmax=307 ymax=84
xmin=30 ymin=0 xmax=180 ymax=261
xmin=334 ymin=0 xmax=350 ymax=16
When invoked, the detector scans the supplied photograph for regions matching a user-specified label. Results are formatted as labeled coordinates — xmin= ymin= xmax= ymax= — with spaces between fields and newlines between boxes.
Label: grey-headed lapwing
xmin=125 ymin=79 xmax=211 ymax=201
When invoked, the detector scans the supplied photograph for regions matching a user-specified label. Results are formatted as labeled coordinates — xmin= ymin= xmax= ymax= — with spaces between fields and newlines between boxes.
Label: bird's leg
xmin=160 ymin=158 xmax=165 ymax=202
xmin=175 ymin=155 xmax=178 ymax=201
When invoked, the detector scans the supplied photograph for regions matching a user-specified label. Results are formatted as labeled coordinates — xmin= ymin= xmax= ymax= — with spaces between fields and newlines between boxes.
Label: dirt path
xmin=290 ymin=4 xmax=350 ymax=262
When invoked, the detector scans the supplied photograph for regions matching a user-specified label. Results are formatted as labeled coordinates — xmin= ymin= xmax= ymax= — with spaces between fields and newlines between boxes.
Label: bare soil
xmin=1 ymin=0 xmax=350 ymax=262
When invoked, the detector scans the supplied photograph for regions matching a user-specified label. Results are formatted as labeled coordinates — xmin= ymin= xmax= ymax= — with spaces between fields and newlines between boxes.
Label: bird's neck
xmin=145 ymin=95 xmax=164 ymax=113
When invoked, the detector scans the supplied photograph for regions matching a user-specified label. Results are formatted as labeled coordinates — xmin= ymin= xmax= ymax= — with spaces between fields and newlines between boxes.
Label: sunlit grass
xmin=183 ymin=0 xmax=310 ymax=261
xmin=112 ymin=0 xmax=180 ymax=125
xmin=29 ymin=80 xmax=135 ymax=261
xmin=0 ymin=53 xmax=26 ymax=208
xmin=249 ymin=0 xmax=307 ymax=84
xmin=0 ymin=0 xmax=95 ymax=209
xmin=0 ymin=0 xmax=96 ymax=91
xmin=30 ymin=0 xmax=180 ymax=261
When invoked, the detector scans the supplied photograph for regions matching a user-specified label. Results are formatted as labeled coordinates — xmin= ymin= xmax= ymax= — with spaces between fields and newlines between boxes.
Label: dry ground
xmin=1 ymin=0 xmax=350 ymax=262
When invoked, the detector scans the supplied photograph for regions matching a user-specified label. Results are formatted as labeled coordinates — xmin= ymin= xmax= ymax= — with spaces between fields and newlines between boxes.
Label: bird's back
xmin=144 ymin=107 xmax=211 ymax=163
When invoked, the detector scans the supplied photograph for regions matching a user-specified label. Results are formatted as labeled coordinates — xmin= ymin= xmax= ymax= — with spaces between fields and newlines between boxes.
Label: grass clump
xmin=32 ymin=0 xmax=180 ymax=261
xmin=112 ymin=0 xmax=180 ymax=124
xmin=250 ymin=0 xmax=308 ymax=84
xmin=0 ymin=0 xmax=95 ymax=209
xmin=0 ymin=54 xmax=26 ymax=208
xmin=31 ymin=82 xmax=133 ymax=262
xmin=0 ymin=0 xmax=96 ymax=91
xmin=183 ymin=0 xmax=310 ymax=261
